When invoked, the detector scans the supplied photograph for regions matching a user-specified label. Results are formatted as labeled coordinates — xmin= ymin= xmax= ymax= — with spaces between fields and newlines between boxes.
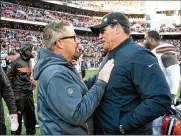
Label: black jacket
xmin=6 ymin=44 xmax=35 ymax=100
xmin=0 ymin=66 xmax=17 ymax=123
xmin=85 ymin=38 xmax=172 ymax=135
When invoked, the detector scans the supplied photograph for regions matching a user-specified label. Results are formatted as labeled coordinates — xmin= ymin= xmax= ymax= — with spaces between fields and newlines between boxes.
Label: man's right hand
xmin=98 ymin=59 xmax=114 ymax=83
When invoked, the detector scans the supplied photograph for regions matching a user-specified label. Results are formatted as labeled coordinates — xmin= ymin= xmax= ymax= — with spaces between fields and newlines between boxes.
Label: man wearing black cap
xmin=87 ymin=12 xmax=172 ymax=135
xmin=6 ymin=43 xmax=36 ymax=135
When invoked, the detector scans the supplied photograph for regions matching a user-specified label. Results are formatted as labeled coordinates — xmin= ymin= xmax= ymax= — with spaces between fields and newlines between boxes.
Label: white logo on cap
xmin=113 ymin=19 xmax=118 ymax=22
xmin=104 ymin=18 xmax=108 ymax=22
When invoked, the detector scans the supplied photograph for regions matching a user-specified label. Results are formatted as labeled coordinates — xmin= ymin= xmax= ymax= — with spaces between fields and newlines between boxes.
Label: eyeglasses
xmin=54 ymin=36 xmax=76 ymax=44
xmin=59 ymin=36 xmax=76 ymax=41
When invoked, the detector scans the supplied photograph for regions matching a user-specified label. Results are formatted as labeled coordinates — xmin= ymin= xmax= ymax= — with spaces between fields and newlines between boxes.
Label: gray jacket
xmin=33 ymin=48 xmax=106 ymax=135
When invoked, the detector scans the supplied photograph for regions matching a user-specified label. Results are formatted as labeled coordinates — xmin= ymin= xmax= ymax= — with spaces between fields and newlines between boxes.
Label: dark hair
xmin=147 ymin=30 xmax=161 ymax=42
xmin=110 ymin=24 xmax=130 ymax=35
xmin=121 ymin=25 xmax=130 ymax=35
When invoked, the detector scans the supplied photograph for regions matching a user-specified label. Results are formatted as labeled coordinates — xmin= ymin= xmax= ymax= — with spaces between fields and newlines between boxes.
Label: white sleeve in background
xmin=31 ymin=58 xmax=35 ymax=70
xmin=166 ymin=64 xmax=180 ymax=97
xmin=75 ymin=62 xmax=81 ymax=74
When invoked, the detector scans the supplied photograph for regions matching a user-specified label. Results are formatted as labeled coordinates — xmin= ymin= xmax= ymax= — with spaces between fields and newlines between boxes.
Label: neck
xmin=53 ymin=48 xmax=72 ymax=62
xmin=111 ymin=35 xmax=129 ymax=50
xmin=62 ymin=53 xmax=72 ymax=62
xmin=150 ymin=41 xmax=160 ymax=50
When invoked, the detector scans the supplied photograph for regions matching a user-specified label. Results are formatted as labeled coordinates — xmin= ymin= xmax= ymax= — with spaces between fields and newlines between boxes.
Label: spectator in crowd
xmin=87 ymin=12 xmax=172 ymax=135
xmin=33 ymin=20 xmax=114 ymax=135
xmin=1 ymin=1 xmax=147 ymax=33
xmin=0 ymin=66 xmax=18 ymax=135
xmin=1 ymin=27 xmax=180 ymax=68
xmin=98 ymin=45 xmax=108 ymax=66
xmin=143 ymin=30 xmax=180 ymax=135
xmin=31 ymin=50 xmax=37 ymax=69
xmin=0 ymin=50 xmax=9 ymax=72
xmin=73 ymin=59 xmax=82 ymax=77
xmin=6 ymin=43 xmax=36 ymax=135
xmin=81 ymin=56 xmax=88 ymax=79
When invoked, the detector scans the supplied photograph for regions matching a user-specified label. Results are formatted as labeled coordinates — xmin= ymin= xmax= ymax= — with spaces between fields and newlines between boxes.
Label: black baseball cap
xmin=90 ymin=12 xmax=130 ymax=34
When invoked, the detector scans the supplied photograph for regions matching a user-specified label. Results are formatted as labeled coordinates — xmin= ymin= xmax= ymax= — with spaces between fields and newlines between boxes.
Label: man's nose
xmin=77 ymin=43 xmax=84 ymax=51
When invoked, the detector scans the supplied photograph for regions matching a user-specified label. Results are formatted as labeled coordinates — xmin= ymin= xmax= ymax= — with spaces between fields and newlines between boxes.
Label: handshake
xmin=8 ymin=114 xmax=19 ymax=131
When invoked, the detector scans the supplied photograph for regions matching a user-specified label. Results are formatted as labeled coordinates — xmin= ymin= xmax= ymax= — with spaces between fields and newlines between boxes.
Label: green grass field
xmin=3 ymin=69 xmax=97 ymax=135
xmin=3 ymin=69 xmax=181 ymax=135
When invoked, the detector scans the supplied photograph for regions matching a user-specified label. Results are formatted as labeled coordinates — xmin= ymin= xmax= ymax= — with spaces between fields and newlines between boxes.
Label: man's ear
xmin=116 ymin=24 xmax=123 ymax=34
xmin=116 ymin=28 xmax=120 ymax=34
xmin=56 ymin=39 xmax=64 ymax=49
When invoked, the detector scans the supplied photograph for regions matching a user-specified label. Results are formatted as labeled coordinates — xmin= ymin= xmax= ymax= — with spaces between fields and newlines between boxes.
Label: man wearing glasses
xmin=33 ymin=21 xmax=114 ymax=135
xmin=87 ymin=12 xmax=172 ymax=135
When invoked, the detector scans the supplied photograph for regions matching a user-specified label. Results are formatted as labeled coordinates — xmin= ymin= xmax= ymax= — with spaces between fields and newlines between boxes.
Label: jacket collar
xmin=108 ymin=37 xmax=133 ymax=59
xmin=39 ymin=48 xmax=74 ymax=69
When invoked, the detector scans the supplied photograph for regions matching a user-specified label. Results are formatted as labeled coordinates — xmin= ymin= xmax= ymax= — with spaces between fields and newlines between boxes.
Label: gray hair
xmin=43 ymin=20 xmax=72 ymax=49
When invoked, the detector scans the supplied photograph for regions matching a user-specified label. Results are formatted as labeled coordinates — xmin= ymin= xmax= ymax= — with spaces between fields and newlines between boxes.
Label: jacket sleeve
xmin=119 ymin=50 xmax=172 ymax=132
xmin=84 ymin=75 xmax=97 ymax=89
xmin=0 ymin=67 xmax=17 ymax=114
xmin=47 ymin=71 xmax=107 ymax=126
xmin=161 ymin=52 xmax=180 ymax=99
xmin=6 ymin=60 xmax=16 ymax=84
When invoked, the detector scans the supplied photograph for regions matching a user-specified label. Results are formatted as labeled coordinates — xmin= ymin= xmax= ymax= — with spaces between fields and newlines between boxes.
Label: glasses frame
xmin=54 ymin=36 xmax=76 ymax=44
xmin=59 ymin=36 xmax=76 ymax=40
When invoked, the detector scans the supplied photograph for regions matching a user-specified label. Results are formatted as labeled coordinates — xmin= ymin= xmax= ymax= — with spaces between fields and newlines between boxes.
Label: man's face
xmin=100 ymin=46 xmax=108 ymax=57
xmin=143 ymin=34 xmax=152 ymax=49
xmin=61 ymin=26 xmax=83 ymax=61
xmin=32 ymin=50 xmax=36 ymax=58
xmin=72 ymin=39 xmax=83 ymax=61
xmin=20 ymin=45 xmax=34 ymax=59
xmin=98 ymin=24 xmax=117 ymax=52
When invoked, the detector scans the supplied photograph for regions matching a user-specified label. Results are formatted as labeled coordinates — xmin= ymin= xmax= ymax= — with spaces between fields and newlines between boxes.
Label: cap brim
xmin=90 ymin=23 xmax=108 ymax=34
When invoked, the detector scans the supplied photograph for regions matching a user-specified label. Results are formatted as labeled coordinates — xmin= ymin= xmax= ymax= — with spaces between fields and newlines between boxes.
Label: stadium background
xmin=0 ymin=0 xmax=181 ymax=135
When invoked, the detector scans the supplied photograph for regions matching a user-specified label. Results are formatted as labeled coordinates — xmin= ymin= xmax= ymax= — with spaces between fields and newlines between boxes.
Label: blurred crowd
xmin=159 ymin=24 xmax=181 ymax=33
xmin=0 ymin=28 xmax=42 ymax=55
xmin=70 ymin=1 xmax=146 ymax=12
xmin=2 ymin=2 xmax=181 ymax=33
xmin=163 ymin=39 xmax=181 ymax=58
xmin=0 ymin=1 xmax=180 ymax=67
xmin=0 ymin=28 xmax=180 ymax=68
xmin=0 ymin=1 xmax=100 ymax=27
xmin=1 ymin=1 xmax=146 ymax=33
xmin=0 ymin=28 xmax=102 ymax=66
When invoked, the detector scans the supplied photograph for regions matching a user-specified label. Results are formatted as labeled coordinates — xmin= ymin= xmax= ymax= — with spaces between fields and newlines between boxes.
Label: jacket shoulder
xmin=125 ymin=42 xmax=146 ymax=54
xmin=156 ymin=46 xmax=175 ymax=53
xmin=40 ymin=65 xmax=69 ymax=85
xmin=119 ymin=43 xmax=153 ymax=62
xmin=11 ymin=57 xmax=22 ymax=64
xmin=127 ymin=45 xmax=157 ymax=66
